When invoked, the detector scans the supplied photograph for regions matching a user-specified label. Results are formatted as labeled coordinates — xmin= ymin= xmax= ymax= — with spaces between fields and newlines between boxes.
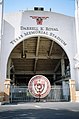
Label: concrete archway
xmin=7 ymin=36 xmax=70 ymax=86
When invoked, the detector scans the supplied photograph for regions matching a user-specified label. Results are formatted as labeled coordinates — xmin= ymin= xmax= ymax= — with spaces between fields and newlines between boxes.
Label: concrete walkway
xmin=0 ymin=102 xmax=79 ymax=119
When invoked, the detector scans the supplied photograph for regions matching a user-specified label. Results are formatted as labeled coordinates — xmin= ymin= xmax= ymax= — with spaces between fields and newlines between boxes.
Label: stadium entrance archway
xmin=7 ymin=36 xmax=70 ymax=102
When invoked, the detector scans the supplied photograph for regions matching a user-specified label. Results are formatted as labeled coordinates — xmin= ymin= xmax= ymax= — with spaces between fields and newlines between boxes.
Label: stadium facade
xmin=0 ymin=2 xmax=79 ymax=102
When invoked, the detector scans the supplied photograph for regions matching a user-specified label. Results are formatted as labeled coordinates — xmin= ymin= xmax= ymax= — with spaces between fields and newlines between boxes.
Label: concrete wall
xmin=0 ymin=10 xmax=77 ymax=91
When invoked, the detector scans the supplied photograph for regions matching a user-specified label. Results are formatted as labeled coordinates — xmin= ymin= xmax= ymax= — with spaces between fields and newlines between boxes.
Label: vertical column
xmin=69 ymin=79 xmax=76 ymax=102
xmin=7 ymin=58 xmax=11 ymax=79
xmin=4 ymin=79 xmax=11 ymax=102
xmin=61 ymin=58 xmax=65 ymax=76
xmin=0 ymin=0 xmax=4 ymax=97
xmin=74 ymin=0 xmax=79 ymax=90
xmin=75 ymin=0 xmax=79 ymax=53
xmin=0 ymin=0 xmax=4 ymax=37
xmin=61 ymin=58 xmax=66 ymax=99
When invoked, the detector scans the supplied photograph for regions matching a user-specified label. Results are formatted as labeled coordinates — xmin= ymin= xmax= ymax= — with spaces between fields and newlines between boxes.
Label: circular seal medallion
xmin=28 ymin=75 xmax=51 ymax=98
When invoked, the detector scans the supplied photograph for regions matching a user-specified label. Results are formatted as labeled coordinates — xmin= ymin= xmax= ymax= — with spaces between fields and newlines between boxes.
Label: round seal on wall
xmin=28 ymin=75 xmax=51 ymax=98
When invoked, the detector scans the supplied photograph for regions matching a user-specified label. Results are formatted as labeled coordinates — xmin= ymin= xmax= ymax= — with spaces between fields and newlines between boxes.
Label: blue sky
xmin=4 ymin=0 xmax=75 ymax=16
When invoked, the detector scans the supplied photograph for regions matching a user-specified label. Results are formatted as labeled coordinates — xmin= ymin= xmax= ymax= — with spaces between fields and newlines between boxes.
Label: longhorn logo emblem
xmin=30 ymin=16 xmax=49 ymax=25
xmin=28 ymin=75 xmax=51 ymax=98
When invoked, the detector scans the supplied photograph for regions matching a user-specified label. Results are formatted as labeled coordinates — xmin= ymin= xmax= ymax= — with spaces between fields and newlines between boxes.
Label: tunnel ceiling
xmin=10 ymin=36 xmax=68 ymax=75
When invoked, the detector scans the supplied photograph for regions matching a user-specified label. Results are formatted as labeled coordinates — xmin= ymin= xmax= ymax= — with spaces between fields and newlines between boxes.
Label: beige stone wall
xmin=76 ymin=91 xmax=79 ymax=102
xmin=0 ymin=92 xmax=4 ymax=102
xmin=0 ymin=79 xmax=11 ymax=102
xmin=4 ymin=79 xmax=11 ymax=102
xmin=69 ymin=79 xmax=76 ymax=102
xmin=69 ymin=79 xmax=79 ymax=102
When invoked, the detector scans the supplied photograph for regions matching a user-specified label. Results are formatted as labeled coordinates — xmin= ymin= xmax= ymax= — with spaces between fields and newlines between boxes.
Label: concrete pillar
xmin=4 ymin=79 xmax=11 ymax=102
xmin=61 ymin=58 xmax=66 ymax=98
xmin=69 ymin=79 xmax=76 ymax=102
xmin=7 ymin=58 xmax=11 ymax=79
xmin=61 ymin=58 xmax=65 ymax=76
xmin=75 ymin=0 xmax=79 ymax=54
xmin=75 ymin=0 xmax=79 ymax=90
xmin=75 ymin=68 xmax=79 ymax=90
xmin=62 ymin=81 xmax=69 ymax=101
xmin=76 ymin=91 xmax=79 ymax=102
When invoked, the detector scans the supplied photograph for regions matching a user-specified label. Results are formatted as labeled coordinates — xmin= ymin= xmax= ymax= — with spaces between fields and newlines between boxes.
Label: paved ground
xmin=0 ymin=102 xmax=79 ymax=119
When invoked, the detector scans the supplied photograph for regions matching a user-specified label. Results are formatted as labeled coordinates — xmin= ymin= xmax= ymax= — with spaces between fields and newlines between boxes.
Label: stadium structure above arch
xmin=0 ymin=7 xmax=79 ymax=102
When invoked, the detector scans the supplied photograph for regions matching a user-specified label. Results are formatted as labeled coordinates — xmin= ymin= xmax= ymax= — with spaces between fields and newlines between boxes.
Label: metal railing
xmin=10 ymin=85 xmax=70 ymax=103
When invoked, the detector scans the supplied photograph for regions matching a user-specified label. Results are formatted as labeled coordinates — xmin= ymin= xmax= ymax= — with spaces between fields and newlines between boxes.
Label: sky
xmin=3 ymin=0 xmax=75 ymax=16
